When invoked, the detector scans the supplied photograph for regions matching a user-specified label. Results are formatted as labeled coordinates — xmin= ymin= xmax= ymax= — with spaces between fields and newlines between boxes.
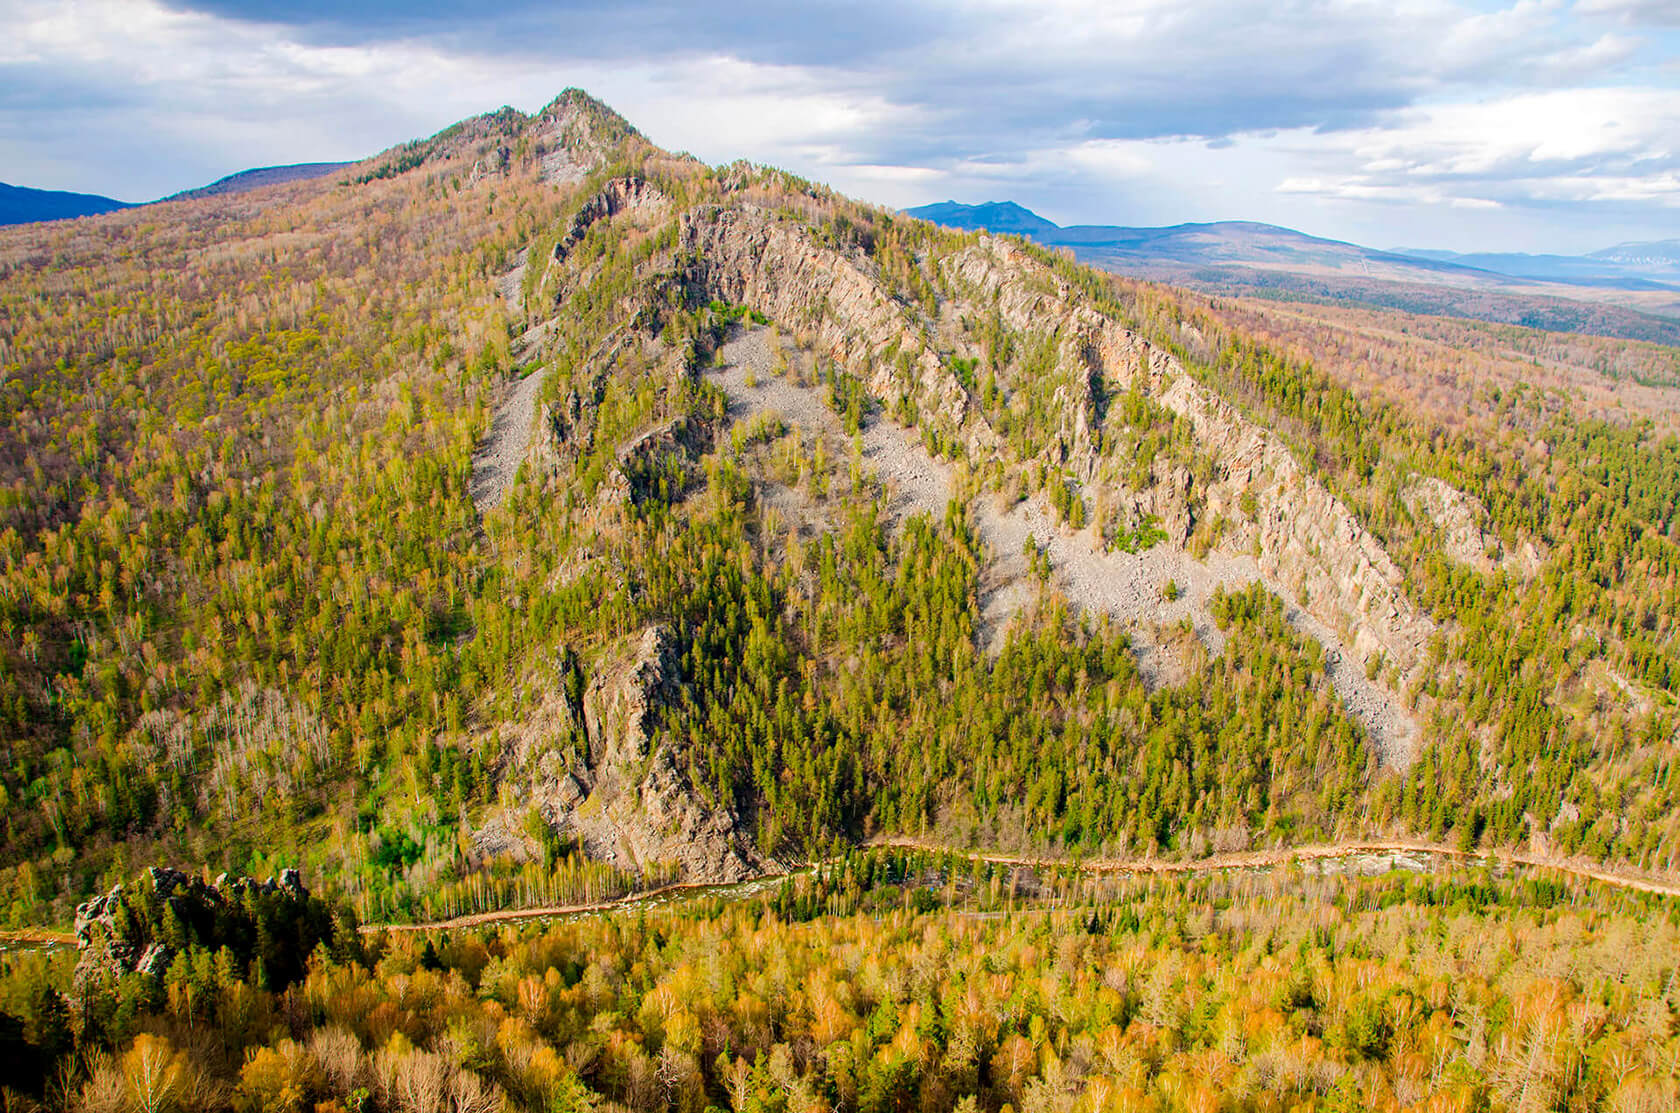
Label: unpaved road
xmin=709 ymin=328 xmax=1418 ymax=765
xmin=0 ymin=927 xmax=74 ymax=946
xmin=866 ymin=837 xmax=1680 ymax=898
xmin=354 ymin=836 xmax=1680 ymax=934
xmin=8 ymin=839 xmax=1669 ymax=945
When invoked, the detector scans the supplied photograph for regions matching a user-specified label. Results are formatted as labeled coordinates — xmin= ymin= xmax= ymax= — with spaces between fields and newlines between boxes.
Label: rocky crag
xmin=72 ymin=867 xmax=338 ymax=996
xmin=468 ymin=110 xmax=1501 ymax=881
xmin=483 ymin=626 xmax=765 ymax=883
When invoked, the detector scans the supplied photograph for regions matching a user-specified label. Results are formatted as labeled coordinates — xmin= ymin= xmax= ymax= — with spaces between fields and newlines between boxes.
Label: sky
xmin=1 ymin=0 xmax=1677 ymax=253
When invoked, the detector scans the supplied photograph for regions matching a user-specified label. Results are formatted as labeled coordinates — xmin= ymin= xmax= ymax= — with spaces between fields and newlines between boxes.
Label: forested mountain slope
xmin=0 ymin=91 xmax=1677 ymax=928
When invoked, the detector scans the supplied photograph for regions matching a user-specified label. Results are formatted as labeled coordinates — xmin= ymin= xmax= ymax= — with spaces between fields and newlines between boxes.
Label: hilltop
xmin=161 ymin=161 xmax=352 ymax=202
xmin=2 ymin=162 xmax=353 ymax=227
xmin=0 ymin=89 xmax=1676 ymax=934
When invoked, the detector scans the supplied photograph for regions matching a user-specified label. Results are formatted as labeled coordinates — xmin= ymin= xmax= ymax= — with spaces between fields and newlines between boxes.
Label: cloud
xmin=0 ymin=0 xmax=1674 ymax=250
xmin=1576 ymin=0 xmax=1680 ymax=28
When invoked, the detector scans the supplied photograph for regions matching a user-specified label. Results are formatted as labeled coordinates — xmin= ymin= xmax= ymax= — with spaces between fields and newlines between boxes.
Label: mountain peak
xmin=162 ymin=162 xmax=350 ymax=203
xmin=537 ymin=88 xmax=640 ymax=141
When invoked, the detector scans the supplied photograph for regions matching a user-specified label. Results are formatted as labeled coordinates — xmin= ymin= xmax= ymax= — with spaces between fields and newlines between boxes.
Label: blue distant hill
xmin=904 ymin=200 xmax=1680 ymax=346
xmin=2 ymin=162 xmax=351 ymax=228
xmin=903 ymin=200 xmax=1060 ymax=238
xmin=0 ymin=182 xmax=133 ymax=226
xmin=905 ymin=200 xmax=1680 ymax=294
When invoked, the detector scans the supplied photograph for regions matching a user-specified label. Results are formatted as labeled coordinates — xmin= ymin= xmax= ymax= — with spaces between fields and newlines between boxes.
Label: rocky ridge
xmin=671 ymin=211 xmax=1434 ymax=757
xmin=476 ymin=155 xmax=1466 ymax=879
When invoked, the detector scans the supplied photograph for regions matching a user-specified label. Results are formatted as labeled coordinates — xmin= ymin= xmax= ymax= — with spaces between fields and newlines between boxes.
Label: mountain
xmin=0 ymin=181 xmax=133 ymax=226
xmin=903 ymin=199 xmax=1060 ymax=237
xmin=907 ymin=201 xmax=1502 ymax=277
xmin=1592 ymin=238 xmax=1680 ymax=266
xmin=2 ymin=85 xmax=1679 ymax=1113
xmin=161 ymin=161 xmax=352 ymax=202
xmin=1398 ymin=241 xmax=1680 ymax=288
xmin=908 ymin=201 xmax=1680 ymax=344
xmin=0 ymin=89 xmax=1675 ymax=938
xmin=1 ymin=163 xmax=351 ymax=228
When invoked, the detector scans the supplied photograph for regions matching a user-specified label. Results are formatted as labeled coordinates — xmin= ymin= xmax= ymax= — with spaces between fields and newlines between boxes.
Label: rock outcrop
xmin=556 ymin=177 xmax=668 ymax=264
xmin=1403 ymin=475 xmax=1543 ymax=576
xmin=941 ymin=238 xmax=1439 ymax=688
xmin=73 ymin=867 xmax=330 ymax=995
xmin=528 ymin=89 xmax=643 ymax=186
xmin=497 ymin=627 xmax=764 ymax=883
xmin=678 ymin=207 xmax=977 ymax=442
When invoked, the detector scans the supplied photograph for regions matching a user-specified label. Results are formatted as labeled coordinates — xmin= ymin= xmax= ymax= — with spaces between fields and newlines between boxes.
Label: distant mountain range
xmin=1394 ymin=242 xmax=1680 ymax=288
xmin=905 ymin=201 xmax=1680 ymax=345
xmin=0 ymin=162 xmax=351 ymax=227
xmin=0 ymin=182 xmax=133 ymax=226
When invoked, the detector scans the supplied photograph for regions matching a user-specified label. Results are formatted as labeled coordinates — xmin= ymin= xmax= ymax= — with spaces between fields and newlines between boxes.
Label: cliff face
xmin=490 ymin=627 xmax=765 ymax=883
xmin=486 ymin=173 xmax=1462 ymax=880
xmin=671 ymin=211 xmax=1434 ymax=741
xmin=942 ymin=240 xmax=1436 ymax=680
xmin=679 ymin=207 xmax=974 ymax=436
xmin=574 ymin=626 xmax=763 ymax=880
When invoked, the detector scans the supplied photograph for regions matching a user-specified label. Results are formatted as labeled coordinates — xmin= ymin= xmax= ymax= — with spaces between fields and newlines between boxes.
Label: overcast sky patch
xmin=0 ymin=0 xmax=1675 ymax=252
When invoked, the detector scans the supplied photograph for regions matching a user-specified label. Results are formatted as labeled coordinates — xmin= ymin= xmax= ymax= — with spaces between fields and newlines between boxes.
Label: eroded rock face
xmin=1403 ymin=475 xmax=1543 ymax=577
xmin=941 ymin=238 xmax=1439 ymax=687
xmin=502 ymin=627 xmax=764 ymax=883
xmin=678 ymin=207 xmax=977 ymax=442
xmin=552 ymin=208 xmax=1429 ymax=754
xmin=556 ymin=178 xmax=668 ymax=264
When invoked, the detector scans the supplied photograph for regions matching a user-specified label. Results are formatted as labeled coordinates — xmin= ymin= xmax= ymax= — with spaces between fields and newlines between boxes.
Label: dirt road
xmin=356 ymin=836 xmax=1680 ymax=934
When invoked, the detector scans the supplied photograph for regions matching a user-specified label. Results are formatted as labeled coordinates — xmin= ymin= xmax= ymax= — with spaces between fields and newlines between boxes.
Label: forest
xmin=1 ymin=852 xmax=1676 ymax=1112
xmin=0 ymin=87 xmax=1675 ymax=947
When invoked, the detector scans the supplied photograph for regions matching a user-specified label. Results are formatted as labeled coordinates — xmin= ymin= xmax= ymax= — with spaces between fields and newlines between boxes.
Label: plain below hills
xmin=907 ymin=200 xmax=1680 ymax=345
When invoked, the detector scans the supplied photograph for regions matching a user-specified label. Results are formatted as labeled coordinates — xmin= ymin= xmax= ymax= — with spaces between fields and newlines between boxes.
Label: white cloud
xmin=0 ymin=0 xmax=1674 ymax=250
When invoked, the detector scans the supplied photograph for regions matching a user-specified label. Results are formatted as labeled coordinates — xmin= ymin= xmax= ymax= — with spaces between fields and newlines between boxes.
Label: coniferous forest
xmin=0 ymin=91 xmax=1678 ymax=1112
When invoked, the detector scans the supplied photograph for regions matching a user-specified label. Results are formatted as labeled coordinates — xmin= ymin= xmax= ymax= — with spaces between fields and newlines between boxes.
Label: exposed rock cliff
xmin=1403 ymin=475 xmax=1543 ymax=576
xmin=493 ymin=627 xmax=764 ymax=883
xmin=942 ymin=238 xmax=1438 ymax=686
xmin=678 ymin=207 xmax=976 ymax=440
